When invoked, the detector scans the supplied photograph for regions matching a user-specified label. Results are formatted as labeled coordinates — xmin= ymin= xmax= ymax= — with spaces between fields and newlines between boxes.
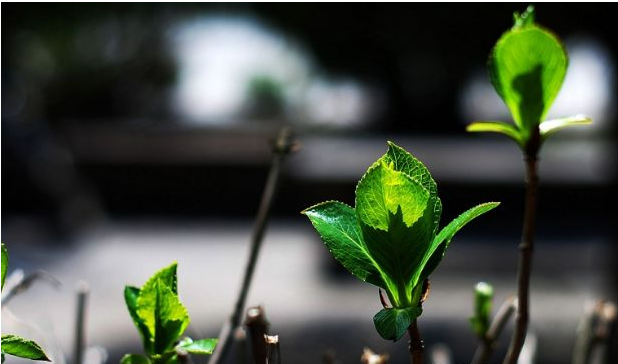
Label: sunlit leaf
xmin=356 ymin=162 xmax=429 ymax=231
xmin=1 ymin=335 xmax=50 ymax=362
xmin=489 ymin=11 xmax=567 ymax=139
xmin=467 ymin=121 xmax=523 ymax=146
xmin=137 ymin=279 xmax=190 ymax=354
xmin=125 ymin=286 xmax=153 ymax=354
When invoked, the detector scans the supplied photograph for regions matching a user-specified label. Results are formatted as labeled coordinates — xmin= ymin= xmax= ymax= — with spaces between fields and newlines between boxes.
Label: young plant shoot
xmin=467 ymin=6 xmax=591 ymax=153
xmin=302 ymin=142 xmax=499 ymax=345
xmin=467 ymin=6 xmax=592 ymax=364
xmin=122 ymin=262 xmax=218 ymax=364
xmin=1 ymin=243 xmax=51 ymax=364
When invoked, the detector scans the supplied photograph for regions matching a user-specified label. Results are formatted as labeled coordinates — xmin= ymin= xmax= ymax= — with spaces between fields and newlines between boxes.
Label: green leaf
xmin=373 ymin=307 xmax=422 ymax=341
xmin=1 ymin=335 xmax=50 ymax=361
xmin=137 ymin=279 xmax=190 ymax=354
xmin=142 ymin=262 xmax=178 ymax=295
xmin=356 ymin=161 xmax=430 ymax=231
xmin=302 ymin=201 xmax=385 ymax=288
xmin=360 ymin=206 xmax=434 ymax=307
xmin=540 ymin=114 xmax=592 ymax=140
xmin=469 ymin=282 xmax=494 ymax=338
xmin=121 ymin=354 xmax=152 ymax=364
xmin=466 ymin=121 xmax=523 ymax=146
xmin=177 ymin=338 xmax=218 ymax=355
xmin=418 ymin=202 xmax=500 ymax=282
xmin=125 ymin=286 xmax=153 ymax=354
xmin=2 ymin=243 xmax=8 ymax=290
xmin=382 ymin=141 xmax=442 ymax=236
xmin=489 ymin=22 xmax=568 ymax=138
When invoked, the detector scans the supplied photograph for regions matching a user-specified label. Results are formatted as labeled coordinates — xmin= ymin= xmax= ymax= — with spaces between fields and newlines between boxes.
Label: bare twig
xmin=265 ymin=335 xmax=280 ymax=364
xmin=408 ymin=320 xmax=423 ymax=364
xmin=245 ymin=306 xmax=270 ymax=364
xmin=73 ymin=282 xmax=90 ymax=364
xmin=503 ymin=149 xmax=539 ymax=364
xmin=572 ymin=300 xmax=617 ymax=364
xmin=472 ymin=296 xmax=517 ymax=364
xmin=1 ymin=270 xmax=61 ymax=305
xmin=208 ymin=128 xmax=297 ymax=364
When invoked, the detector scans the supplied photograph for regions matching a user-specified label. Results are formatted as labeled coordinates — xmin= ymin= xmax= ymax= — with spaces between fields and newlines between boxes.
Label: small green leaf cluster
xmin=467 ymin=5 xmax=591 ymax=153
xmin=122 ymin=262 xmax=217 ymax=364
xmin=1 ymin=243 xmax=51 ymax=363
xmin=469 ymin=282 xmax=494 ymax=338
xmin=303 ymin=142 xmax=499 ymax=341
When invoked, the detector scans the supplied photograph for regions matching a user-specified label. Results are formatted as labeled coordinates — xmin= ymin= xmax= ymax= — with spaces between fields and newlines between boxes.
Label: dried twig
xmin=208 ymin=128 xmax=298 ymax=364
xmin=572 ymin=300 xmax=617 ymax=364
xmin=245 ymin=306 xmax=270 ymax=364
xmin=472 ymin=296 xmax=517 ymax=364
xmin=265 ymin=335 xmax=280 ymax=364
xmin=1 ymin=270 xmax=61 ymax=306
xmin=73 ymin=282 xmax=90 ymax=364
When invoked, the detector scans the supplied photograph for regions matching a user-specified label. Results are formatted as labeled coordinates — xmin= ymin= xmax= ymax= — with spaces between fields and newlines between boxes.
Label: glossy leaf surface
xmin=302 ymin=201 xmax=385 ymax=287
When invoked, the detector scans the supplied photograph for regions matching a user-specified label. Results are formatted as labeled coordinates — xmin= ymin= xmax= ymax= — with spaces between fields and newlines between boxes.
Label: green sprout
xmin=467 ymin=5 xmax=591 ymax=154
xmin=302 ymin=142 xmax=499 ymax=341
xmin=122 ymin=262 xmax=218 ymax=364
xmin=470 ymin=282 xmax=494 ymax=338
xmin=1 ymin=243 xmax=51 ymax=363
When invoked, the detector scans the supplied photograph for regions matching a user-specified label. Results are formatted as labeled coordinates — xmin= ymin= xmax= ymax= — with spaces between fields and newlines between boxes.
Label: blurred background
xmin=2 ymin=3 xmax=617 ymax=364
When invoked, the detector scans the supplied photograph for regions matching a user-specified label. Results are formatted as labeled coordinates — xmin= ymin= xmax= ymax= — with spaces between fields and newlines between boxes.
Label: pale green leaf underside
xmin=1 ymin=335 xmax=50 ymax=361
xmin=467 ymin=121 xmax=523 ymax=146
xmin=178 ymin=338 xmax=218 ymax=355
xmin=2 ymin=243 xmax=8 ymax=290
xmin=302 ymin=201 xmax=385 ymax=288
xmin=490 ymin=25 xmax=567 ymax=134
xmin=417 ymin=202 xmax=500 ymax=284
xmin=373 ymin=307 xmax=422 ymax=341
xmin=540 ymin=114 xmax=592 ymax=139
xmin=356 ymin=161 xmax=430 ymax=231
xmin=120 ymin=354 xmax=152 ymax=364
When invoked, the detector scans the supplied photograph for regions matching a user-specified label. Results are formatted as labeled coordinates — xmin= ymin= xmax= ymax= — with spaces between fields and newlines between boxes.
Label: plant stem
xmin=408 ymin=320 xmax=423 ymax=364
xmin=502 ymin=153 xmax=538 ymax=364
xmin=472 ymin=296 xmax=516 ymax=364
xmin=209 ymin=128 xmax=297 ymax=364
